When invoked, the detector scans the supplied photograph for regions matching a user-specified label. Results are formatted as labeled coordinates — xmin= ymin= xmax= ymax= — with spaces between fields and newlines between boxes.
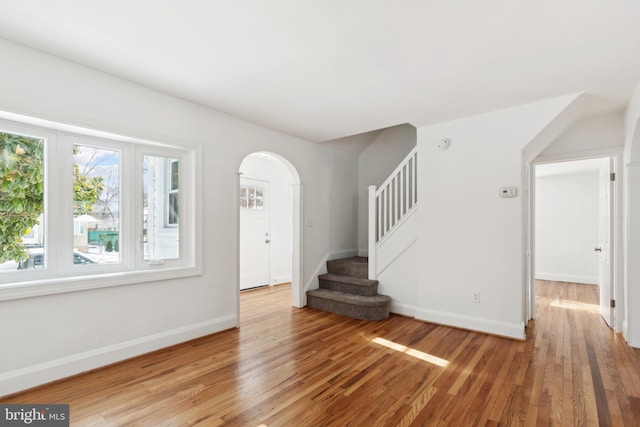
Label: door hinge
xmin=610 ymin=172 xmax=616 ymax=181
xmin=611 ymin=299 xmax=616 ymax=308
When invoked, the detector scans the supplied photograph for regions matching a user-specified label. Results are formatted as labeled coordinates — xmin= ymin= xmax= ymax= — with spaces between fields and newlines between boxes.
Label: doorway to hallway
xmin=533 ymin=156 xmax=615 ymax=327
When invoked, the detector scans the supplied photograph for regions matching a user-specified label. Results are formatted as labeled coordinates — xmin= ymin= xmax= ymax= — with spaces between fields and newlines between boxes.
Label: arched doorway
xmin=237 ymin=152 xmax=302 ymax=316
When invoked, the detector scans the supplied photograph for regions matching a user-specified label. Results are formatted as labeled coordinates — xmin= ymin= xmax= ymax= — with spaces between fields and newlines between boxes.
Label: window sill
xmin=0 ymin=266 xmax=203 ymax=302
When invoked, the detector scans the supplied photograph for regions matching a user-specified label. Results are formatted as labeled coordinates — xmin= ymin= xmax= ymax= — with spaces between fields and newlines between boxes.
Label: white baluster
xmin=413 ymin=153 xmax=418 ymax=204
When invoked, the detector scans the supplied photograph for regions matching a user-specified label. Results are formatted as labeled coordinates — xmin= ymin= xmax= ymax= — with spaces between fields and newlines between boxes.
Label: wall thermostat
xmin=499 ymin=187 xmax=518 ymax=198
xmin=437 ymin=138 xmax=451 ymax=150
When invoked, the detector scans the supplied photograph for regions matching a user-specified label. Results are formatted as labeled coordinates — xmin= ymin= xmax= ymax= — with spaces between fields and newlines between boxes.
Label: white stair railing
xmin=368 ymin=147 xmax=418 ymax=279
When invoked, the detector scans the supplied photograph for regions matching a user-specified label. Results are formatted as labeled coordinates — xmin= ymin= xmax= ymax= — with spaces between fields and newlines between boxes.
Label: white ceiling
xmin=0 ymin=1 xmax=639 ymax=142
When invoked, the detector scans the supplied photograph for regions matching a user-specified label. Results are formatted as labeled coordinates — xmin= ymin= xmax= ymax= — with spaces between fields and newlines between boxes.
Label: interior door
xmin=597 ymin=158 xmax=614 ymax=327
xmin=240 ymin=178 xmax=270 ymax=290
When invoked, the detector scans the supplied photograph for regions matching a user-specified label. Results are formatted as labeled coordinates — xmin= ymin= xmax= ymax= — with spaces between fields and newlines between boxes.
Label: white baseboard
xmin=414 ymin=308 xmax=525 ymax=341
xmin=304 ymin=248 xmax=357 ymax=294
xmin=390 ymin=302 xmax=416 ymax=318
xmin=623 ymin=320 xmax=630 ymax=345
xmin=272 ymin=275 xmax=292 ymax=285
xmin=622 ymin=321 xmax=640 ymax=349
xmin=0 ymin=315 xmax=236 ymax=397
xmin=358 ymin=248 xmax=368 ymax=257
xmin=535 ymin=272 xmax=598 ymax=285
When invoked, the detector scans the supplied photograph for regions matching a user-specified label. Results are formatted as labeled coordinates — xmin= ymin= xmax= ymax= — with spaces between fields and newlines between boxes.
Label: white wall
xmin=0 ymin=39 xmax=359 ymax=395
xmin=535 ymin=171 xmax=599 ymax=284
xmin=375 ymin=207 xmax=419 ymax=317
xmin=539 ymin=112 xmax=624 ymax=157
xmin=240 ymin=154 xmax=293 ymax=285
xmin=623 ymin=80 xmax=640 ymax=347
xmin=357 ymin=124 xmax=416 ymax=254
xmin=414 ymin=96 xmax=580 ymax=340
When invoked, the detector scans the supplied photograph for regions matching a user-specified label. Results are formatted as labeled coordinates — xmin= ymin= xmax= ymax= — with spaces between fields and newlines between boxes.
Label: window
xmin=74 ymin=144 xmax=120 ymax=264
xmin=144 ymin=155 xmax=179 ymax=260
xmin=240 ymin=184 xmax=264 ymax=210
xmin=0 ymin=129 xmax=46 ymax=271
xmin=168 ymin=159 xmax=179 ymax=226
xmin=0 ymin=116 xmax=198 ymax=295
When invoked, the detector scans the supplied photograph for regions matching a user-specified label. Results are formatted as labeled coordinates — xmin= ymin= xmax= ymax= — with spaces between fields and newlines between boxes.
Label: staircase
xmin=368 ymin=146 xmax=417 ymax=280
xmin=306 ymin=257 xmax=391 ymax=320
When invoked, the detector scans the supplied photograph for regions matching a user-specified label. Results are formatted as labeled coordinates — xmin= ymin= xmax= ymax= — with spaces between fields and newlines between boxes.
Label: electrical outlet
xmin=472 ymin=291 xmax=480 ymax=303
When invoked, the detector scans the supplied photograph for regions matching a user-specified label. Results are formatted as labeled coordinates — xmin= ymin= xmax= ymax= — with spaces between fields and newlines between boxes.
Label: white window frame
xmin=0 ymin=116 xmax=201 ymax=302
xmin=139 ymin=149 xmax=193 ymax=268
xmin=62 ymin=134 xmax=130 ymax=277
xmin=167 ymin=159 xmax=179 ymax=227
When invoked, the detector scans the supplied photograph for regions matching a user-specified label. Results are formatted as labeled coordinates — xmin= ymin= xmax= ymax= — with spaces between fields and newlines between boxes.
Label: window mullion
xmin=120 ymin=144 xmax=135 ymax=271
xmin=50 ymin=132 xmax=75 ymax=275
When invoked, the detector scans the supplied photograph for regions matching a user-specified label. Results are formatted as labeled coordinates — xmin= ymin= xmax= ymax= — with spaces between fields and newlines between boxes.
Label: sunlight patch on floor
xmin=550 ymin=299 xmax=599 ymax=312
xmin=372 ymin=337 xmax=450 ymax=367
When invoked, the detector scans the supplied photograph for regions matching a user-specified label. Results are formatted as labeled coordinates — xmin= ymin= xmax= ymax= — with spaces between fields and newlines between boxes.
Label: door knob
xmin=594 ymin=247 xmax=602 ymax=252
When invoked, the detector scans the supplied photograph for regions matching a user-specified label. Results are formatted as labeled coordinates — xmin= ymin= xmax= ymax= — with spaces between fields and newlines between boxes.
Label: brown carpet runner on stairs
xmin=306 ymin=257 xmax=390 ymax=321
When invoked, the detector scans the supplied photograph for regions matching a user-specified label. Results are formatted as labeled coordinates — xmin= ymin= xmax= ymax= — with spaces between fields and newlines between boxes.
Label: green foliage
xmin=105 ymin=240 xmax=113 ymax=253
xmin=0 ymin=139 xmax=106 ymax=264
xmin=73 ymin=163 xmax=104 ymax=215
xmin=0 ymin=132 xmax=44 ymax=263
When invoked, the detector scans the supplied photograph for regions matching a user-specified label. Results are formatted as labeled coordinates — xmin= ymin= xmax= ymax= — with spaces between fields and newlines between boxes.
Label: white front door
xmin=240 ymin=178 xmax=270 ymax=290
xmin=598 ymin=158 xmax=614 ymax=327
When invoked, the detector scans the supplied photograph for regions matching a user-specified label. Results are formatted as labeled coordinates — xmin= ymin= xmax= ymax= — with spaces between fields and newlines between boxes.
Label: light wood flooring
xmin=3 ymin=280 xmax=640 ymax=426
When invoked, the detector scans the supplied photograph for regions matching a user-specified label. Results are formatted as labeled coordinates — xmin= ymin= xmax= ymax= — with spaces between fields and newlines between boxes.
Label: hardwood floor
xmin=3 ymin=281 xmax=640 ymax=426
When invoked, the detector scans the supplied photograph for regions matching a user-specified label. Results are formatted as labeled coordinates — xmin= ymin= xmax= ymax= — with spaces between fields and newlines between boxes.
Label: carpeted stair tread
xmin=307 ymin=288 xmax=390 ymax=306
xmin=318 ymin=273 xmax=378 ymax=296
xmin=307 ymin=289 xmax=390 ymax=320
xmin=326 ymin=257 xmax=369 ymax=279
xmin=318 ymin=273 xmax=378 ymax=287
